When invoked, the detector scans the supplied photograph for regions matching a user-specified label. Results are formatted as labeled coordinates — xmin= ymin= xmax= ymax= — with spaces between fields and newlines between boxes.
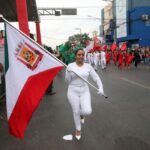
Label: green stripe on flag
xmin=4 ymin=22 xmax=9 ymax=73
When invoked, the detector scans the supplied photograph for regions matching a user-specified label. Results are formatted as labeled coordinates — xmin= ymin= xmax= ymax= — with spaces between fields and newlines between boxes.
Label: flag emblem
xmin=16 ymin=42 xmax=43 ymax=70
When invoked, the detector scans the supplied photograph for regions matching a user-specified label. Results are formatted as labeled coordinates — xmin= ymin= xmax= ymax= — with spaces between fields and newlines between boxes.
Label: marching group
xmin=85 ymin=46 xmax=150 ymax=71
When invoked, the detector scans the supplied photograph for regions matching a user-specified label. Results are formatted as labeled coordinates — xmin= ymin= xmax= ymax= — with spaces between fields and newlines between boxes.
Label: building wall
xmin=100 ymin=9 xmax=104 ymax=37
xmin=116 ymin=0 xmax=128 ymax=38
xmin=129 ymin=7 xmax=150 ymax=46
xmin=101 ymin=3 xmax=114 ymax=43
xmin=103 ymin=3 xmax=113 ymax=34
xmin=128 ymin=0 xmax=150 ymax=10
xmin=102 ymin=0 xmax=150 ymax=46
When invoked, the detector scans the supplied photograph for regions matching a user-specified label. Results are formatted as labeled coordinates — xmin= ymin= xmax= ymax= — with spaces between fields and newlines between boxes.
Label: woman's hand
xmin=97 ymin=88 xmax=104 ymax=96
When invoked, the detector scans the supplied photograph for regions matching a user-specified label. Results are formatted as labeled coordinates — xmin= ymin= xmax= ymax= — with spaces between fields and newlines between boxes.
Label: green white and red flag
xmin=4 ymin=22 xmax=64 ymax=139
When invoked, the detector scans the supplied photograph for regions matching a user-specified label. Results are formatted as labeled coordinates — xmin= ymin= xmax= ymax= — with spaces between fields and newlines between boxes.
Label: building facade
xmin=101 ymin=0 xmax=150 ymax=47
xmin=100 ymin=2 xmax=114 ymax=44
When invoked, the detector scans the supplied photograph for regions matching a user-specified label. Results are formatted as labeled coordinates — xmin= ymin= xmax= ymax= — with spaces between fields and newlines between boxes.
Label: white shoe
xmin=75 ymin=135 xmax=81 ymax=140
xmin=62 ymin=134 xmax=73 ymax=141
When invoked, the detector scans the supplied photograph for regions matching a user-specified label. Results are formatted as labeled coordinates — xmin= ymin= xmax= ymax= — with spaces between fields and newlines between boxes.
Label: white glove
xmin=97 ymin=88 xmax=104 ymax=96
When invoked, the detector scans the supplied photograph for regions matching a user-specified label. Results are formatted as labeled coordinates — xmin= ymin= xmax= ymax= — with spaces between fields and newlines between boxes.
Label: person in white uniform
xmin=65 ymin=49 xmax=105 ymax=140
xmin=87 ymin=52 xmax=92 ymax=65
xmin=93 ymin=50 xmax=100 ymax=71
xmin=100 ymin=50 xmax=106 ymax=69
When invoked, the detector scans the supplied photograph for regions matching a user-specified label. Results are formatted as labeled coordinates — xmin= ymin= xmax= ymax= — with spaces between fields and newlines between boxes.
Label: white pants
xmin=101 ymin=59 xmax=106 ymax=69
xmin=67 ymin=85 xmax=92 ymax=131
xmin=94 ymin=60 xmax=99 ymax=71
xmin=87 ymin=56 xmax=91 ymax=65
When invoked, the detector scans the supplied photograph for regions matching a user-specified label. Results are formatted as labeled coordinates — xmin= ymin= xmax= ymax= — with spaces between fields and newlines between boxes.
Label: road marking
xmin=121 ymin=77 xmax=150 ymax=90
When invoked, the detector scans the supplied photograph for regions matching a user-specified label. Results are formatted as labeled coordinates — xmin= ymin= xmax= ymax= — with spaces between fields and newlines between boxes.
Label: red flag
xmin=102 ymin=44 xmax=107 ymax=51
xmin=120 ymin=42 xmax=127 ymax=51
xmin=106 ymin=52 xmax=111 ymax=64
xmin=111 ymin=42 xmax=117 ymax=51
xmin=93 ymin=36 xmax=101 ymax=51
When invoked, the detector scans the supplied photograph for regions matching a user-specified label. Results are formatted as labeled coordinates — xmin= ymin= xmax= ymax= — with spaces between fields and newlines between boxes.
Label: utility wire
xmin=40 ymin=17 xmax=127 ymax=20
xmin=38 ymin=5 xmax=128 ymax=9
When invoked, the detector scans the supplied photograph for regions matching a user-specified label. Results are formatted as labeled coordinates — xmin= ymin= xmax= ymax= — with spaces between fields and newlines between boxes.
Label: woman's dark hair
xmin=74 ymin=48 xmax=84 ymax=56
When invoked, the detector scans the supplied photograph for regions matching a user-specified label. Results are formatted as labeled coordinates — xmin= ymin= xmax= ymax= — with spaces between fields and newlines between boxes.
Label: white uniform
xmin=90 ymin=53 xmax=94 ymax=65
xmin=87 ymin=53 xmax=91 ymax=65
xmin=93 ymin=52 xmax=100 ymax=71
xmin=65 ymin=62 xmax=104 ymax=131
xmin=100 ymin=51 xmax=106 ymax=69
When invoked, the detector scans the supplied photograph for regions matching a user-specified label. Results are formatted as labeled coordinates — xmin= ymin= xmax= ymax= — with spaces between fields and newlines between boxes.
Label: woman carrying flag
xmin=65 ymin=49 xmax=105 ymax=140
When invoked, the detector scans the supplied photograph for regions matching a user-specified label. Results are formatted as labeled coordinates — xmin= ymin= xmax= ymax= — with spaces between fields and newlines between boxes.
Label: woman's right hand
xmin=97 ymin=88 xmax=104 ymax=96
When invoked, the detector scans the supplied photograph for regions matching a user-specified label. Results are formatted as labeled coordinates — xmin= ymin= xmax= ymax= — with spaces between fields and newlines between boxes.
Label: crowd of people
xmin=85 ymin=46 xmax=150 ymax=70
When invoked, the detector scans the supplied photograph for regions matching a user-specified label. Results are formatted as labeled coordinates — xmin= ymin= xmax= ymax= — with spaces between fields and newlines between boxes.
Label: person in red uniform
xmin=124 ymin=50 xmax=129 ymax=68
xmin=127 ymin=52 xmax=134 ymax=68
xmin=113 ymin=50 xmax=118 ymax=65
xmin=106 ymin=50 xmax=111 ymax=65
xmin=118 ymin=50 xmax=123 ymax=69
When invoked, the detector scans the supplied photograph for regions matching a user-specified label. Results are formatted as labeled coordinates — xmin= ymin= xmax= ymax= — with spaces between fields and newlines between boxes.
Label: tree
xmin=58 ymin=33 xmax=91 ymax=64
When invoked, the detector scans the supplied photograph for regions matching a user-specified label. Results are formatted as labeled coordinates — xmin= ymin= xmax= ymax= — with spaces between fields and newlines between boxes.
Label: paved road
xmin=0 ymin=64 xmax=150 ymax=150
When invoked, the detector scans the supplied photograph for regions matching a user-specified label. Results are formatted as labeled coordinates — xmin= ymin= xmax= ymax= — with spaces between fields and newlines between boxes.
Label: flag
xmin=93 ymin=36 xmax=101 ymax=51
xmin=111 ymin=42 xmax=117 ymax=51
xmin=102 ymin=44 xmax=107 ymax=51
xmin=120 ymin=42 xmax=127 ymax=51
xmin=5 ymin=22 xmax=64 ymax=139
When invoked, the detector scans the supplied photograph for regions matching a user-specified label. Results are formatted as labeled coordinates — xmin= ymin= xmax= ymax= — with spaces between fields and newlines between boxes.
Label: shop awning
xmin=0 ymin=0 xmax=39 ymax=22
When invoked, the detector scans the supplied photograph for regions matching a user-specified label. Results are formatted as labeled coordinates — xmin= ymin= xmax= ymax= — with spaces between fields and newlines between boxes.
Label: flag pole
xmin=1 ymin=15 xmax=108 ymax=98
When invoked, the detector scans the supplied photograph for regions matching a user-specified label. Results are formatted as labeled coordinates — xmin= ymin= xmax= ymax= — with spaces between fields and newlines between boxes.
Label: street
xmin=0 ymin=64 xmax=150 ymax=150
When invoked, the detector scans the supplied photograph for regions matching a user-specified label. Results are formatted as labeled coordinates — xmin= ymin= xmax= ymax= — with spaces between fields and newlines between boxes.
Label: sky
xmin=31 ymin=0 xmax=109 ymax=48
xmin=0 ymin=0 xmax=109 ymax=49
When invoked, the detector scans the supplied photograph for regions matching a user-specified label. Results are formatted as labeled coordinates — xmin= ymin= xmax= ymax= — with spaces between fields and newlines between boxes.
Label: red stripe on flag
xmin=8 ymin=66 xmax=63 ymax=139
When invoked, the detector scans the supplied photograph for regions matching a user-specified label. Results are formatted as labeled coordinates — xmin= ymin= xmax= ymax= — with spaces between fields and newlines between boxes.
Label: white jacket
xmin=65 ymin=62 xmax=104 ymax=92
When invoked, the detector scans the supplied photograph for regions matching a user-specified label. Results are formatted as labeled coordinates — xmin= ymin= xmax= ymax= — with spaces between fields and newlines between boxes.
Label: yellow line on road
xmin=121 ymin=77 xmax=150 ymax=90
